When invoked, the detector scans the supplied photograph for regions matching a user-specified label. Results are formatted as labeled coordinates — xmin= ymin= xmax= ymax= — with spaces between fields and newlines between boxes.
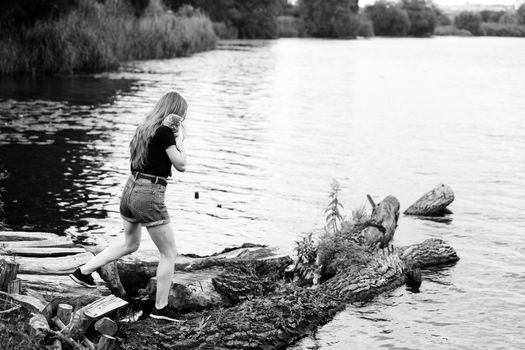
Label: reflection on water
xmin=0 ymin=76 xmax=135 ymax=235
xmin=1 ymin=38 xmax=525 ymax=349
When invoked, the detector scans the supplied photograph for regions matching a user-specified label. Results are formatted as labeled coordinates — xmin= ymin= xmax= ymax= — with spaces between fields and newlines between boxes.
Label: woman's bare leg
xmin=146 ymin=223 xmax=177 ymax=309
xmin=81 ymin=220 xmax=142 ymax=274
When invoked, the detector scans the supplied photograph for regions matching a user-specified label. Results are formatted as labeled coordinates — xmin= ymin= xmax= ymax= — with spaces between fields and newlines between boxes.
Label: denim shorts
xmin=120 ymin=174 xmax=170 ymax=227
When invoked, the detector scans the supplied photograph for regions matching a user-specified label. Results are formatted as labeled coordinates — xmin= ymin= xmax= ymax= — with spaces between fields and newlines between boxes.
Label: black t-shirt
xmin=131 ymin=126 xmax=176 ymax=178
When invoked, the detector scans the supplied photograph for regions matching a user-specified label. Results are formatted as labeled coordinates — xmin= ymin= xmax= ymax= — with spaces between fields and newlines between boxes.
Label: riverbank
xmin=0 ymin=0 xmax=216 ymax=76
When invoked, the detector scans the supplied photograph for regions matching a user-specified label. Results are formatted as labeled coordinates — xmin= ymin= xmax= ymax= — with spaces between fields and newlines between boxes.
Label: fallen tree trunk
xmin=122 ymin=238 xmax=459 ymax=350
xmin=404 ymin=184 xmax=454 ymax=216
xmin=121 ymin=195 xmax=459 ymax=350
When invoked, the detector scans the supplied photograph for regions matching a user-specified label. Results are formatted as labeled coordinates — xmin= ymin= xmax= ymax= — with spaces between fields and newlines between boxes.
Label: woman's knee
xmin=124 ymin=241 xmax=140 ymax=254
xmin=160 ymin=244 xmax=177 ymax=260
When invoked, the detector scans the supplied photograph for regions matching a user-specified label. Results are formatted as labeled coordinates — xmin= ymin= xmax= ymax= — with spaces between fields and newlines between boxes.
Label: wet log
xmin=18 ymin=274 xmax=110 ymax=302
xmin=0 ymin=259 xmax=19 ymax=291
xmin=2 ymin=252 xmax=94 ymax=275
xmin=404 ymin=184 xmax=454 ymax=216
xmin=359 ymin=195 xmax=400 ymax=248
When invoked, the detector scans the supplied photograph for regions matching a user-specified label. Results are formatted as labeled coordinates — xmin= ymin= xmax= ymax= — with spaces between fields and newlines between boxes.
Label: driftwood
xmin=0 ymin=238 xmax=77 ymax=249
xmin=1 ymin=252 xmax=94 ymax=275
xmin=1 ymin=247 xmax=86 ymax=257
xmin=121 ymin=195 xmax=460 ymax=350
xmin=404 ymin=184 xmax=454 ymax=216
xmin=18 ymin=274 xmax=110 ymax=302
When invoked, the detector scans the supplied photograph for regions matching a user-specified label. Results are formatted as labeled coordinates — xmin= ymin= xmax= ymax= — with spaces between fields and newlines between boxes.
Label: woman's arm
xmin=166 ymin=135 xmax=186 ymax=172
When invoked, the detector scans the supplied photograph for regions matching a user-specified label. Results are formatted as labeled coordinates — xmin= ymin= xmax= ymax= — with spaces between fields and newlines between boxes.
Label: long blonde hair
xmin=130 ymin=91 xmax=187 ymax=169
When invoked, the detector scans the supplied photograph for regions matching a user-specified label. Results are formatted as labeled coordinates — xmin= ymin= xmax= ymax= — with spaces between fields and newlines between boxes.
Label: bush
xmin=400 ymin=0 xmax=438 ymax=37
xmin=365 ymin=1 xmax=410 ymax=36
xmin=480 ymin=9 xmax=505 ymax=23
xmin=434 ymin=25 xmax=472 ymax=36
xmin=481 ymin=22 xmax=525 ymax=37
xmin=454 ymin=11 xmax=484 ymax=36
xmin=298 ymin=0 xmax=368 ymax=38
xmin=0 ymin=0 xmax=217 ymax=75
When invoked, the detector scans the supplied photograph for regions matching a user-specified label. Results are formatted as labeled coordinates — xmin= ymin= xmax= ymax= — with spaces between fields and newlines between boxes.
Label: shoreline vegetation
xmin=0 ymin=0 xmax=217 ymax=76
xmin=2 ymin=0 xmax=525 ymax=76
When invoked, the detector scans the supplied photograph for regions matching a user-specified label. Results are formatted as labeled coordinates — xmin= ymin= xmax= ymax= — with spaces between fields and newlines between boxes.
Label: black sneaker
xmin=150 ymin=305 xmax=185 ymax=322
xmin=69 ymin=268 xmax=97 ymax=288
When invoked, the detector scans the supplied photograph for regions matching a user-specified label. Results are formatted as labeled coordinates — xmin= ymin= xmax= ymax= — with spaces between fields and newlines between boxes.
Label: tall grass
xmin=0 ymin=1 xmax=217 ymax=75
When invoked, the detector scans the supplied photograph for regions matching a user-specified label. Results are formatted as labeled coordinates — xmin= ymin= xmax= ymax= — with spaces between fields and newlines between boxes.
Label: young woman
xmin=70 ymin=91 xmax=187 ymax=321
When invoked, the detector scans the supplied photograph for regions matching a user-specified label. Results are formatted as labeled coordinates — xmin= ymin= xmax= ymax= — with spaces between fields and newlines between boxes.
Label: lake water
xmin=1 ymin=37 xmax=524 ymax=349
